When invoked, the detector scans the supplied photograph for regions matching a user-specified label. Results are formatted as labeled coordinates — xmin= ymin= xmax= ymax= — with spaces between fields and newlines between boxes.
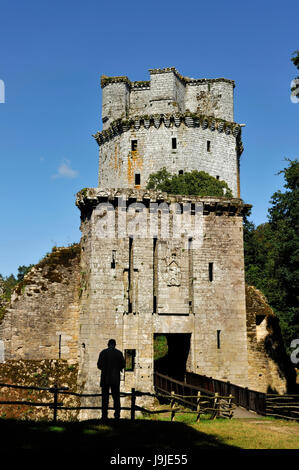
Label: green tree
xmin=17 ymin=264 xmax=34 ymax=282
xmin=146 ymin=168 xmax=233 ymax=198
xmin=0 ymin=264 xmax=34 ymax=303
xmin=291 ymin=51 xmax=299 ymax=100
xmin=291 ymin=51 xmax=299 ymax=71
xmin=244 ymin=159 xmax=299 ymax=352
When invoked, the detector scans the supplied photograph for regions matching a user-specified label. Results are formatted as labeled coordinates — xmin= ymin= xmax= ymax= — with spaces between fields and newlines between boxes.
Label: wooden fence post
xmin=170 ymin=391 xmax=175 ymax=422
xmin=228 ymin=394 xmax=234 ymax=419
xmin=196 ymin=391 xmax=201 ymax=422
xmin=131 ymin=388 xmax=136 ymax=421
xmin=245 ymin=387 xmax=249 ymax=410
xmin=212 ymin=392 xmax=218 ymax=420
xmin=53 ymin=384 xmax=58 ymax=423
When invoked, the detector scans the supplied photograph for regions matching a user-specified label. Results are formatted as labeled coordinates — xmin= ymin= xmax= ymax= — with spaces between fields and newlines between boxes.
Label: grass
xmin=0 ymin=412 xmax=298 ymax=451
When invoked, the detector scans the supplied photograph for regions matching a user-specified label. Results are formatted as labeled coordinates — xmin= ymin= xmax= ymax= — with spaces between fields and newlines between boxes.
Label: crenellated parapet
xmin=93 ymin=111 xmax=243 ymax=154
xmin=101 ymin=68 xmax=235 ymax=89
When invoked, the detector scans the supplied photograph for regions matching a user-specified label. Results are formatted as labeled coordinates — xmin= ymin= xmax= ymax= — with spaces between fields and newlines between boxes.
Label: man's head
xmin=108 ymin=339 xmax=116 ymax=348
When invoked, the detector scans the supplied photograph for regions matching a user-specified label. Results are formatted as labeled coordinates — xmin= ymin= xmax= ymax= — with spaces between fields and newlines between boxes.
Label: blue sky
xmin=0 ymin=0 xmax=298 ymax=277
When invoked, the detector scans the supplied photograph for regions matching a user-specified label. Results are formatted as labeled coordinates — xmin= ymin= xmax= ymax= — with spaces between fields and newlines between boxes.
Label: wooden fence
xmin=154 ymin=372 xmax=235 ymax=419
xmin=0 ymin=378 xmax=234 ymax=423
xmin=185 ymin=371 xmax=267 ymax=415
xmin=266 ymin=395 xmax=299 ymax=420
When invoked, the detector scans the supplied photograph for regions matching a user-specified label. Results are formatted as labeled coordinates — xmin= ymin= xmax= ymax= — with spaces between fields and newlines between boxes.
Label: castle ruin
xmin=0 ymin=68 xmax=292 ymax=420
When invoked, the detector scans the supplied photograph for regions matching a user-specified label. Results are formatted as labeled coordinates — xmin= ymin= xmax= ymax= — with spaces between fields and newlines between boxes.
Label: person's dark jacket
xmin=97 ymin=346 xmax=125 ymax=386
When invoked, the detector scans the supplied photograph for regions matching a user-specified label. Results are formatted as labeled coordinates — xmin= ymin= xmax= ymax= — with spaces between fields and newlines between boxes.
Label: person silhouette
xmin=97 ymin=339 xmax=125 ymax=421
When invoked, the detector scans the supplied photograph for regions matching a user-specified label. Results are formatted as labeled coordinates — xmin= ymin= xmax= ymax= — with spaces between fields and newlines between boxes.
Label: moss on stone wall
xmin=14 ymin=244 xmax=80 ymax=295
xmin=0 ymin=360 xmax=81 ymax=421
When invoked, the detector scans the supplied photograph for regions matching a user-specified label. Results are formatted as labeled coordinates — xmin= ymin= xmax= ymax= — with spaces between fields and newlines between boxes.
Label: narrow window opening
xmin=135 ymin=173 xmax=141 ymax=185
xmin=217 ymin=330 xmax=221 ymax=349
xmin=131 ymin=140 xmax=138 ymax=151
xmin=111 ymin=250 xmax=116 ymax=269
xmin=125 ymin=349 xmax=136 ymax=371
xmin=179 ymin=170 xmax=184 ymax=175
xmin=128 ymin=237 xmax=133 ymax=313
xmin=209 ymin=262 xmax=213 ymax=282
xmin=58 ymin=334 xmax=62 ymax=359
xmin=153 ymin=237 xmax=157 ymax=313
xmin=172 ymin=137 xmax=177 ymax=149
xmin=207 ymin=140 xmax=211 ymax=152
xmin=216 ymin=175 xmax=219 ymax=180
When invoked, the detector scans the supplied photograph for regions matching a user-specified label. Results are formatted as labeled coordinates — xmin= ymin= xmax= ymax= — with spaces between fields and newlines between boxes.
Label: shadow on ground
xmin=0 ymin=418 xmax=239 ymax=450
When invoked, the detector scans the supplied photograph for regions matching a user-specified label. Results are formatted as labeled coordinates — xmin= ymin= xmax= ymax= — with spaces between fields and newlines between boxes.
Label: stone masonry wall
xmin=98 ymin=68 xmax=239 ymax=197
xmin=101 ymin=68 xmax=234 ymax=128
xmin=76 ymin=188 xmax=250 ymax=418
xmin=246 ymin=285 xmax=296 ymax=393
xmin=98 ymin=121 xmax=239 ymax=196
xmin=0 ymin=245 xmax=81 ymax=363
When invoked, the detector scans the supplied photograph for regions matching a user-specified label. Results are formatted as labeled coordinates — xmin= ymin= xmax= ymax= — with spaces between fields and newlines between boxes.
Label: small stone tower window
xmin=179 ymin=170 xmax=184 ymax=175
xmin=216 ymin=175 xmax=219 ymax=180
xmin=207 ymin=140 xmax=211 ymax=152
xmin=111 ymin=250 xmax=116 ymax=269
xmin=135 ymin=173 xmax=141 ymax=186
xmin=217 ymin=330 xmax=221 ymax=349
xmin=125 ymin=349 xmax=136 ymax=371
xmin=209 ymin=262 xmax=213 ymax=282
xmin=131 ymin=140 xmax=138 ymax=151
xmin=172 ymin=137 xmax=177 ymax=149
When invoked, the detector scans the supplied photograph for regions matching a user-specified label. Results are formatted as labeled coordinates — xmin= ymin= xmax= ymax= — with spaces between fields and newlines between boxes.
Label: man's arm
xmin=97 ymin=351 xmax=104 ymax=370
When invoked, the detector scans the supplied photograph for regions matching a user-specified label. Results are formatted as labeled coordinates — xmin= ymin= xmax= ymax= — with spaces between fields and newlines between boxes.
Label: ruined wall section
xmin=0 ymin=245 xmax=81 ymax=363
xmin=246 ymin=285 xmax=295 ymax=393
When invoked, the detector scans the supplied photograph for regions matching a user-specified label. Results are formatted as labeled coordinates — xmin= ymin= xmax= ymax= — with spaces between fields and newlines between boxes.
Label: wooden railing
xmin=0 ymin=382 xmax=135 ymax=422
xmin=185 ymin=371 xmax=267 ymax=415
xmin=266 ymin=395 xmax=299 ymax=420
xmin=154 ymin=372 xmax=235 ymax=419
xmin=0 ymin=378 xmax=235 ymax=422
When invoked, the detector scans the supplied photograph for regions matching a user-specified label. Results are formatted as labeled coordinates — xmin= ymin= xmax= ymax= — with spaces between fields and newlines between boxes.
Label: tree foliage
xmin=244 ymin=159 xmax=299 ymax=352
xmin=146 ymin=168 xmax=233 ymax=198
xmin=291 ymin=51 xmax=299 ymax=71
xmin=0 ymin=264 xmax=34 ymax=304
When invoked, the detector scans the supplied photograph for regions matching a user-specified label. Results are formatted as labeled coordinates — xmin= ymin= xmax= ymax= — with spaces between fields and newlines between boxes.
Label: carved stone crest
xmin=164 ymin=253 xmax=181 ymax=287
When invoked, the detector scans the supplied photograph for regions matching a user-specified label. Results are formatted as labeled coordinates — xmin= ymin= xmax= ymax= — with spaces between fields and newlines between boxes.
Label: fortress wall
xmin=76 ymin=189 xmax=250 ymax=397
xmin=0 ymin=246 xmax=81 ymax=363
xmin=98 ymin=123 xmax=239 ymax=196
xmin=185 ymin=81 xmax=234 ymax=121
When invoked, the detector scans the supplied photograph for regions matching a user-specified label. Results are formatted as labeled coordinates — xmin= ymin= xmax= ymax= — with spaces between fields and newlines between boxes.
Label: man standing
xmin=97 ymin=339 xmax=125 ymax=421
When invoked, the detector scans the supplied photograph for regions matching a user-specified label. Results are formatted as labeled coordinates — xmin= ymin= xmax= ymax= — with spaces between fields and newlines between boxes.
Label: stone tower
xmin=94 ymin=67 xmax=243 ymax=197
xmin=76 ymin=68 xmax=249 ymax=417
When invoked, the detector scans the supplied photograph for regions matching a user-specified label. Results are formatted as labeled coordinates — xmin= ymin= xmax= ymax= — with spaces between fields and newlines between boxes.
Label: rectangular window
xmin=216 ymin=175 xmax=219 ymax=180
xmin=125 ymin=349 xmax=136 ymax=371
xmin=207 ymin=140 xmax=211 ymax=152
xmin=179 ymin=170 xmax=184 ymax=175
xmin=135 ymin=173 xmax=141 ymax=185
xmin=131 ymin=140 xmax=138 ymax=151
xmin=111 ymin=250 xmax=116 ymax=269
xmin=172 ymin=137 xmax=177 ymax=149
xmin=58 ymin=334 xmax=62 ymax=359
xmin=217 ymin=330 xmax=221 ymax=349
xmin=209 ymin=262 xmax=213 ymax=282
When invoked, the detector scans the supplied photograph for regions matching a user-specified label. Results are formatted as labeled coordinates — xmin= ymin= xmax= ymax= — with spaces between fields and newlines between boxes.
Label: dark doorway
xmin=154 ymin=333 xmax=191 ymax=382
